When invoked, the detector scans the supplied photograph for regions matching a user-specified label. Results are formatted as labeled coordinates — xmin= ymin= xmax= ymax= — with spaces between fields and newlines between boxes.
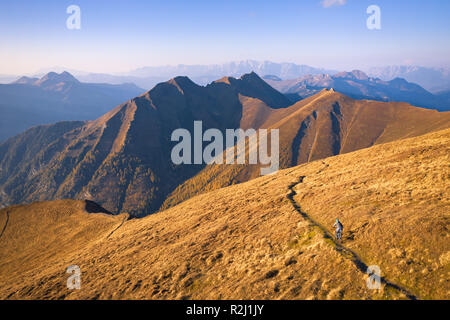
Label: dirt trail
xmin=0 ymin=210 xmax=9 ymax=240
xmin=105 ymin=214 xmax=129 ymax=239
xmin=286 ymin=168 xmax=419 ymax=300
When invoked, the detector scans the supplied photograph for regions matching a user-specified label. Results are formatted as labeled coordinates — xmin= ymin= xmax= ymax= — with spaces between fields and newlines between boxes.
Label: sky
xmin=0 ymin=0 xmax=449 ymax=75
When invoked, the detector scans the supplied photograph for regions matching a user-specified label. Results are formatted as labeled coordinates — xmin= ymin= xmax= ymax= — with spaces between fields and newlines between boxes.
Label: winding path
xmin=105 ymin=214 xmax=129 ymax=239
xmin=287 ymin=174 xmax=419 ymax=300
xmin=0 ymin=210 xmax=9 ymax=240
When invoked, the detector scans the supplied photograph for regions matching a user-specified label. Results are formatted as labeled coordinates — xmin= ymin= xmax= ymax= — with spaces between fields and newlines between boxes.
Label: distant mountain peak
xmin=333 ymin=70 xmax=369 ymax=81
xmin=12 ymin=71 xmax=80 ymax=87
xmin=213 ymin=72 xmax=265 ymax=86
xmin=225 ymin=72 xmax=292 ymax=108
xmin=239 ymin=71 xmax=261 ymax=81
xmin=48 ymin=71 xmax=79 ymax=82
xmin=390 ymin=77 xmax=409 ymax=84
xmin=350 ymin=70 xmax=369 ymax=80
xmin=165 ymin=76 xmax=200 ymax=95
xmin=366 ymin=65 xmax=450 ymax=92
xmin=170 ymin=75 xmax=197 ymax=86
xmin=40 ymin=71 xmax=79 ymax=83
xmin=266 ymin=69 xmax=448 ymax=111
xmin=263 ymin=75 xmax=283 ymax=82
xmin=13 ymin=76 xmax=39 ymax=85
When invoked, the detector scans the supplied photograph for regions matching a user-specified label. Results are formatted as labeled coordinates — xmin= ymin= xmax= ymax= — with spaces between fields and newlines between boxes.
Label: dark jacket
xmin=333 ymin=221 xmax=343 ymax=231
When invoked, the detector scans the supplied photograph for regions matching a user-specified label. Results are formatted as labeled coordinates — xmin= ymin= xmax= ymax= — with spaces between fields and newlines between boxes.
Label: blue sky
xmin=1 ymin=0 xmax=449 ymax=74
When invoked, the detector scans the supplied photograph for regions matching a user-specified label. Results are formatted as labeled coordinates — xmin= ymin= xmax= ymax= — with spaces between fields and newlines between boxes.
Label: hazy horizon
xmin=3 ymin=60 xmax=449 ymax=79
xmin=1 ymin=0 xmax=450 ymax=75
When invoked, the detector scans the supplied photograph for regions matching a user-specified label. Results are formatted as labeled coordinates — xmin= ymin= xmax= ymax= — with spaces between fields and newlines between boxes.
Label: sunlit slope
xmin=293 ymin=128 xmax=450 ymax=300
xmin=0 ymin=200 xmax=127 ymax=299
xmin=0 ymin=128 xmax=448 ymax=299
xmin=161 ymin=89 xmax=450 ymax=209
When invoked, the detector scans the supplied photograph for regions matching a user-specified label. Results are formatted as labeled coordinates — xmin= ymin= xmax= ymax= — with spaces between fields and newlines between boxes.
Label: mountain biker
xmin=333 ymin=218 xmax=343 ymax=240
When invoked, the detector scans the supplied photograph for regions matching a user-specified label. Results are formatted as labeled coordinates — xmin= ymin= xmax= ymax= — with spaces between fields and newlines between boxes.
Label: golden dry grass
xmin=161 ymin=90 xmax=450 ymax=210
xmin=0 ymin=128 xmax=448 ymax=300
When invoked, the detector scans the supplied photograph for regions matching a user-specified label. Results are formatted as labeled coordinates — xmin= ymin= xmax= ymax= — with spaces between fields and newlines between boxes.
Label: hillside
xmin=0 ymin=73 xmax=287 ymax=216
xmin=0 ymin=128 xmax=448 ymax=300
xmin=0 ymin=71 xmax=144 ymax=141
xmin=161 ymin=89 xmax=450 ymax=209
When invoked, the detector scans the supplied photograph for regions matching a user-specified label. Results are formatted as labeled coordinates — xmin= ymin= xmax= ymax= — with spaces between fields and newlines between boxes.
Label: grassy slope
xmin=0 ymin=128 xmax=448 ymax=299
xmin=161 ymin=90 xmax=450 ymax=210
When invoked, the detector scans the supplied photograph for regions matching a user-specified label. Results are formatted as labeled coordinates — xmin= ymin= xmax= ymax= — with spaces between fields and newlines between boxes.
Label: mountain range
xmin=367 ymin=65 xmax=450 ymax=93
xmin=0 ymin=72 xmax=144 ymax=141
xmin=0 ymin=72 xmax=290 ymax=215
xmin=19 ymin=61 xmax=450 ymax=94
xmin=127 ymin=60 xmax=338 ymax=82
xmin=27 ymin=61 xmax=338 ymax=90
xmin=264 ymin=70 xmax=450 ymax=111
xmin=1 ymin=72 xmax=449 ymax=216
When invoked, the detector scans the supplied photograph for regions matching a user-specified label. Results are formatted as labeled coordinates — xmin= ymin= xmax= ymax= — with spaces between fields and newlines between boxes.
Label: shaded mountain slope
xmin=2 ymin=74 xmax=449 ymax=217
xmin=0 ymin=71 xmax=144 ymax=141
xmin=0 ymin=73 xmax=287 ymax=216
xmin=215 ymin=72 xmax=292 ymax=108
xmin=0 ymin=128 xmax=448 ymax=299
xmin=161 ymin=89 xmax=450 ymax=209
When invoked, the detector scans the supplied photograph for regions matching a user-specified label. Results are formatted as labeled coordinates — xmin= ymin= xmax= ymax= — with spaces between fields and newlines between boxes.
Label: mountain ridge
xmin=0 ymin=71 xmax=144 ymax=142
xmin=1 ymin=72 xmax=449 ymax=216
xmin=264 ymin=70 xmax=449 ymax=111
xmin=6 ymin=62 xmax=449 ymax=93
xmin=1 ymin=127 xmax=448 ymax=299
xmin=367 ymin=65 xmax=450 ymax=92
xmin=161 ymin=88 xmax=450 ymax=210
